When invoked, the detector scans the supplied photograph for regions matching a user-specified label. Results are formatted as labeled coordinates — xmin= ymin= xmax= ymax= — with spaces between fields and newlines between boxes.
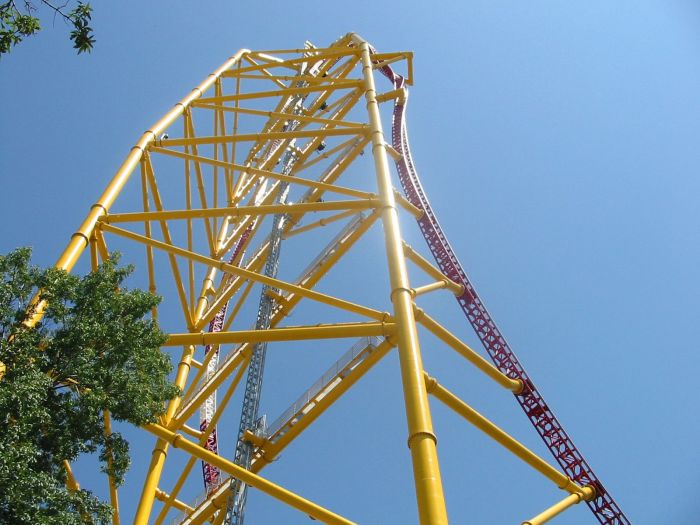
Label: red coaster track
xmin=379 ymin=63 xmax=630 ymax=524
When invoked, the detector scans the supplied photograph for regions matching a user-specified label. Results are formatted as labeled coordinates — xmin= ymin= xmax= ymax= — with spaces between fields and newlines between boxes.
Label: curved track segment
xmin=379 ymin=65 xmax=630 ymax=524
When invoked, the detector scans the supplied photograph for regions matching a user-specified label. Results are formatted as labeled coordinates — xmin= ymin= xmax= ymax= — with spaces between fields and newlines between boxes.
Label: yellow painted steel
xmin=357 ymin=37 xmax=448 ymax=525
xmin=141 ymin=156 xmax=195 ymax=329
xmin=155 ymin=489 xmax=194 ymax=514
xmin=403 ymin=241 xmax=463 ymax=295
xmin=193 ymin=103 xmax=366 ymax=129
xmin=393 ymin=189 xmax=424 ymax=218
xmin=24 ymin=35 xmax=605 ymax=525
xmin=144 ymin=424 xmax=356 ymax=525
xmin=150 ymin=147 xmax=375 ymax=200
xmin=253 ymin=339 xmax=395 ymax=470
xmin=411 ymin=280 xmax=451 ymax=297
xmin=156 ymin=126 xmax=366 ymax=148
xmin=181 ymin=340 xmax=396 ymax=523
xmin=52 ymin=48 xmax=250 ymax=277
xmin=415 ymin=307 xmax=523 ymax=393
xmin=102 ymin=411 xmax=121 ymax=525
xmin=98 ymin=223 xmax=378 ymax=322
xmin=174 ymin=212 xmax=381 ymax=427
xmin=64 ymin=460 xmax=80 ymax=491
xmin=190 ymin=80 xmax=363 ymax=105
xmin=99 ymin=222 xmax=388 ymax=321
xmin=522 ymin=487 xmax=596 ymax=525
xmin=101 ymin=199 xmax=378 ymax=223
xmin=155 ymin=360 xmax=249 ymax=525
xmin=424 ymin=374 xmax=586 ymax=496
xmin=163 ymin=322 xmax=396 ymax=346
xmin=284 ymin=208 xmax=361 ymax=238
xmin=171 ymin=346 xmax=253 ymax=429
xmin=134 ymin=342 xmax=197 ymax=524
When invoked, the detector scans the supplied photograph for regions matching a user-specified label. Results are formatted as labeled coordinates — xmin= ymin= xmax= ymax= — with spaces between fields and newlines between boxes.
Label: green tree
xmin=0 ymin=1 xmax=95 ymax=55
xmin=0 ymin=248 xmax=178 ymax=524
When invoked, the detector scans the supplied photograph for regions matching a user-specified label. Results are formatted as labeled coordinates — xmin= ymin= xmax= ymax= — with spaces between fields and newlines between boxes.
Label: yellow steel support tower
xmin=33 ymin=34 xmax=609 ymax=524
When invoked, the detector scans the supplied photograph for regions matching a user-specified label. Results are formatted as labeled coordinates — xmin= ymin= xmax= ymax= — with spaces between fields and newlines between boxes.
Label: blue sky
xmin=2 ymin=1 xmax=699 ymax=523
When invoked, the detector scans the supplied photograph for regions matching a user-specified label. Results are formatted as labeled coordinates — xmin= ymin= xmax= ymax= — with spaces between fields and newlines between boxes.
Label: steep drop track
xmin=378 ymin=63 xmax=630 ymax=524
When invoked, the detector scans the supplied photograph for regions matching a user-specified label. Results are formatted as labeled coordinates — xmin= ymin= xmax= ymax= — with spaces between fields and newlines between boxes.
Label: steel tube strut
xmin=424 ymin=374 xmax=589 ymax=496
xmin=523 ymin=487 xmax=596 ymax=525
xmin=144 ymin=424 xmax=355 ymax=525
xmin=130 ymin=50 xmax=251 ymax=525
xmin=377 ymin=46 xmax=630 ymax=524
xmin=358 ymin=38 xmax=448 ymax=525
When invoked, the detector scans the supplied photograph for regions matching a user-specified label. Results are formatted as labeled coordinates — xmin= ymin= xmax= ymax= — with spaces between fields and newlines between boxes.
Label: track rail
xmin=377 ymin=63 xmax=630 ymax=524
xmin=200 ymin=228 xmax=251 ymax=494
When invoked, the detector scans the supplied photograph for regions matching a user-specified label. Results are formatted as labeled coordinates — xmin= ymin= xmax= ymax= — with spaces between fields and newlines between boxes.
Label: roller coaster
xmin=43 ymin=33 xmax=629 ymax=524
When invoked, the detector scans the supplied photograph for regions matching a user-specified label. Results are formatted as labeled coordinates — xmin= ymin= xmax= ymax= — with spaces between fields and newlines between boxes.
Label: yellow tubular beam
xmin=155 ymin=489 xmax=194 ymax=514
xmin=293 ymin=136 xmax=360 ymax=172
xmin=148 ymin=147 xmax=374 ymax=200
xmin=172 ymin=346 xmax=251 ymax=446
xmin=178 ymin=209 xmax=379 ymax=456
xmin=179 ymin=340 xmax=224 ymax=405
xmin=156 ymin=126 xmax=366 ymax=148
xmin=103 ymin=411 xmax=120 ymax=525
xmin=211 ymin=509 xmax=226 ymax=525
xmin=241 ymin=55 xmax=287 ymax=88
xmin=64 ymin=460 xmax=80 ymax=491
xmin=134 ymin=343 xmax=196 ymax=525
xmin=194 ymin=226 xmax=261 ymax=327
xmin=191 ymin=80 xmax=362 ymax=105
xmin=99 ymin=222 xmax=386 ymax=321
xmin=254 ymin=339 xmax=395 ymax=470
xmin=412 ymin=281 xmax=450 ymax=297
xmin=139 ymin=168 xmax=158 ymax=311
xmin=522 ymin=487 xmax=596 ymax=525
xmin=221 ymin=52 xmax=347 ymax=76
xmin=414 ymin=307 xmax=523 ymax=393
xmin=424 ymin=374 xmax=586 ymax=496
xmin=194 ymin=103 xmax=365 ymax=129
xmin=220 ymin=279 xmax=254 ymax=331
xmin=155 ymin=359 xmax=249 ymax=524
xmin=246 ymin=44 xmax=352 ymax=55
xmin=101 ymin=199 xmax=378 ymax=223
xmin=184 ymin=481 xmax=234 ymax=525
xmin=142 ymin=157 xmax=195 ymax=329
xmin=51 ymin=48 xmax=250 ymax=278
xmin=393 ymin=189 xmax=423 ymax=218
xmin=182 ymin=111 xmax=216 ymax=256
xmin=284 ymin=209 xmax=360 ymax=238
xmin=402 ymin=241 xmax=463 ymax=295
xmin=232 ymin=73 xmax=347 ymax=84
xmin=358 ymin=38 xmax=448 ymax=525
xmin=94 ymin=228 xmax=110 ymax=263
xmin=181 ymin=424 xmax=203 ymax=439
xmin=89 ymin=235 xmax=99 ymax=270
xmin=164 ymin=322 xmax=395 ymax=347
xmin=375 ymin=88 xmax=407 ymax=104
xmin=144 ymin=424 xmax=356 ymax=525
xmin=180 ymin=342 xmax=392 ymax=522
xmin=183 ymin=114 xmax=196 ymax=315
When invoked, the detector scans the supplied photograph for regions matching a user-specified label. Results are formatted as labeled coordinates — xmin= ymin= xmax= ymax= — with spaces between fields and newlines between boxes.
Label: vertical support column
xmin=134 ymin=344 xmax=196 ymax=525
xmin=358 ymin=41 xmax=449 ymax=525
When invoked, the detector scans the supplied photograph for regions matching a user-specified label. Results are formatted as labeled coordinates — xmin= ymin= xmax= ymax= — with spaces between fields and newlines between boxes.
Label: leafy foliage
xmin=0 ymin=248 xmax=178 ymax=523
xmin=0 ymin=1 xmax=95 ymax=55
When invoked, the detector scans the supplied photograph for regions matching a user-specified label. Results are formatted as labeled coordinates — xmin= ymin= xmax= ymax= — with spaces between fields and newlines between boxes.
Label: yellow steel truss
xmin=34 ymin=33 xmax=595 ymax=525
